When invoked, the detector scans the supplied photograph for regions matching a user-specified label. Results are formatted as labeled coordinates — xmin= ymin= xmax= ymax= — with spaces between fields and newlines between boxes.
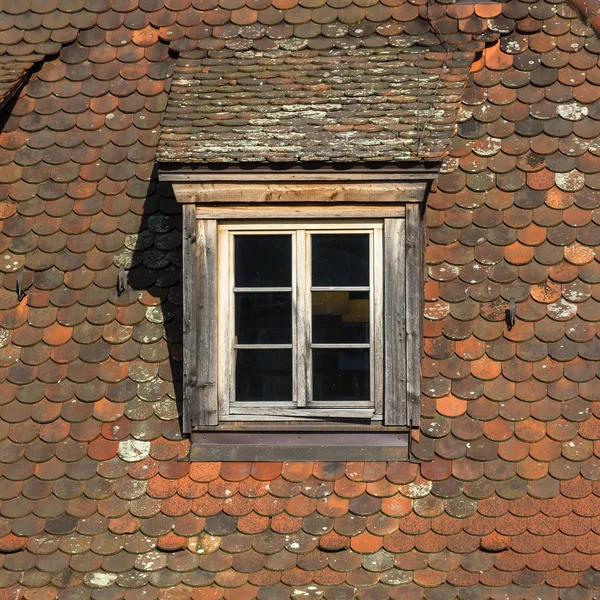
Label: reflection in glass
xmin=236 ymin=349 xmax=292 ymax=402
xmin=313 ymin=349 xmax=369 ymax=401
xmin=235 ymin=292 xmax=292 ymax=344
xmin=312 ymin=291 xmax=369 ymax=343
xmin=312 ymin=234 xmax=369 ymax=287
xmin=235 ymin=235 xmax=292 ymax=287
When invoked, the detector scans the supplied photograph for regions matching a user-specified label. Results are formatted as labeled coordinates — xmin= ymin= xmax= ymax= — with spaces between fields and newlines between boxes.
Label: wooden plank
xmin=182 ymin=205 xmax=197 ymax=433
xmin=405 ymin=204 xmax=422 ymax=426
xmin=311 ymin=286 xmax=370 ymax=292
xmin=216 ymin=227 xmax=230 ymax=424
xmin=193 ymin=205 xmax=406 ymax=219
xmin=172 ymin=183 xmax=427 ymax=204
xmin=234 ymin=287 xmax=292 ymax=292
xmin=384 ymin=218 xmax=407 ymax=426
xmin=311 ymin=343 xmax=370 ymax=349
xmin=189 ymin=443 xmax=409 ymax=462
xmin=372 ymin=226 xmax=384 ymax=418
xmin=226 ymin=407 xmax=375 ymax=419
xmin=295 ymin=230 xmax=309 ymax=408
xmin=192 ymin=430 xmax=406 ymax=444
xmin=194 ymin=422 xmax=410 ymax=432
xmin=234 ymin=344 xmax=292 ymax=350
xmin=221 ymin=220 xmax=383 ymax=231
xmin=163 ymin=171 xmax=439 ymax=183
xmin=183 ymin=214 xmax=219 ymax=430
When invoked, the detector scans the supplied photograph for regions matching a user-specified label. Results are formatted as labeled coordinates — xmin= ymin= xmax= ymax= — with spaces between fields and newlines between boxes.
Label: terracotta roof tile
xmin=0 ymin=0 xmax=596 ymax=596
xmin=157 ymin=46 xmax=474 ymax=162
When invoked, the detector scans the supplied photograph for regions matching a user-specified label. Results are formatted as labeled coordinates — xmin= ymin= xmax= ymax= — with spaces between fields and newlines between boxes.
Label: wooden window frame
xmin=217 ymin=220 xmax=384 ymax=421
xmin=163 ymin=169 xmax=434 ymax=460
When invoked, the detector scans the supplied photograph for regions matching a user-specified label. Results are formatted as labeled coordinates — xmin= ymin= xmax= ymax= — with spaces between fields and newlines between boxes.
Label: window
xmin=217 ymin=221 xmax=383 ymax=421
xmin=166 ymin=172 xmax=432 ymax=459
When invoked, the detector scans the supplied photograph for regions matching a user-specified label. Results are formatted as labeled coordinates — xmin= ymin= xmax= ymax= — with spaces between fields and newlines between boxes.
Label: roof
xmin=157 ymin=48 xmax=472 ymax=162
xmin=0 ymin=60 xmax=33 ymax=112
xmin=0 ymin=0 xmax=599 ymax=599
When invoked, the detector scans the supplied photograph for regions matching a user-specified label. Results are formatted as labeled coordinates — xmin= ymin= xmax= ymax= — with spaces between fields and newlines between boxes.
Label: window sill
xmin=189 ymin=429 xmax=409 ymax=461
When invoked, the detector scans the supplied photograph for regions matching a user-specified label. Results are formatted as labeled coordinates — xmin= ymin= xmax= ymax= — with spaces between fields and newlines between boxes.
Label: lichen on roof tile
xmin=157 ymin=47 xmax=474 ymax=163
xmin=0 ymin=0 xmax=598 ymax=598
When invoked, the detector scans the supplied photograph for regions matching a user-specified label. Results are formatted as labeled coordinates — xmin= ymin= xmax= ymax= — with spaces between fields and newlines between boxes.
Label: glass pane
xmin=313 ymin=349 xmax=370 ymax=402
xmin=236 ymin=349 xmax=292 ymax=402
xmin=235 ymin=292 xmax=292 ymax=344
xmin=235 ymin=235 xmax=292 ymax=287
xmin=312 ymin=234 xmax=369 ymax=287
xmin=312 ymin=291 xmax=369 ymax=343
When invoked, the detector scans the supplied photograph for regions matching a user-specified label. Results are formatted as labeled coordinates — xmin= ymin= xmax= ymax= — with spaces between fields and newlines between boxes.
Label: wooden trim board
xmin=194 ymin=205 xmax=406 ymax=219
xmin=161 ymin=170 xmax=439 ymax=184
xmin=182 ymin=210 xmax=219 ymax=431
xmin=172 ymin=182 xmax=430 ymax=205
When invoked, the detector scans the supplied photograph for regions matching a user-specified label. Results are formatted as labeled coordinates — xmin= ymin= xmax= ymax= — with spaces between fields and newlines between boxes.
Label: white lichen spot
xmin=403 ymin=481 xmax=432 ymax=498
xmin=504 ymin=39 xmax=523 ymax=53
xmin=457 ymin=106 xmax=473 ymax=122
xmin=113 ymin=248 xmax=136 ymax=269
xmin=555 ymin=170 xmax=585 ymax=192
xmin=86 ymin=572 xmax=118 ymax=588
xmin=125 ymin=232 xmax=153 ymax=251
xmin=106 ymin=113 xmax=114 ymax=120
xmin=474 ymin=137 xmax=502 ymax=157
xmin=154 ymin=399 xmax=179 ymax=421
xmin=146 ymin=306 xmax=165 ymax=324
xmin=424 ymin=300 xmax=450 ymax=321
xmin=487 ymin=18 xmax=512 ymax=33
xmin=547 ymin=298 xmax=577 ymax=321
xmin=118 ymin=439 xmax=151 ymax=462
xmin=292 ymin=589 xmax=323 ymax=598
xmin=0 ymin=328 xmax=9 ymax=348
xmin=563 ymin=288 xmax=587 ymax=303
xmin=440 ymin=156 xmax=459 ymax=174
xmin=136 ymin=550 xmax=166 ymax=571
xmin=557 ymin=103 xmax=588 ymax=121
xmin=384 ymin=570 xmax=412 ymax=585
xmin=1 ymin=253 xmax=22 ymax=272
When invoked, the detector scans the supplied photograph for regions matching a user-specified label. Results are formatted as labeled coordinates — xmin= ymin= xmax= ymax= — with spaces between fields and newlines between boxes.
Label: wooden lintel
xmin=172 ymin=182 xmax=429 ymax=205
xmin=194 ymin=204 xmax=405 ymax=219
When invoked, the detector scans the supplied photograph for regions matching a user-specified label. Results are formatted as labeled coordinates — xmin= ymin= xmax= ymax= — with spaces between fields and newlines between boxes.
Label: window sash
xmin=217 ymin=220 xmax=384 ymax=421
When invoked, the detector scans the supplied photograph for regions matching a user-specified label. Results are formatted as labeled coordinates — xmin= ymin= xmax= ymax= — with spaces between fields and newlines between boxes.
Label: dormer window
xmin=159 ymin=166 xmax=434 ymax=461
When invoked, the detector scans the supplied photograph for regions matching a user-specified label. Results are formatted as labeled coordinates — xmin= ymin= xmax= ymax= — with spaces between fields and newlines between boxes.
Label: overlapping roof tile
xmin=158 ymin=48 xmax=473 ymax=162
xmin=0 ymin=0 xmax=597 ymax=598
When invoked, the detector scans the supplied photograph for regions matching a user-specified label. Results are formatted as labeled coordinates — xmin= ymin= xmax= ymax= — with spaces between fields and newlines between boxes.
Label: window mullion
xmin=295 ymin=230 xmax=310 ymax=408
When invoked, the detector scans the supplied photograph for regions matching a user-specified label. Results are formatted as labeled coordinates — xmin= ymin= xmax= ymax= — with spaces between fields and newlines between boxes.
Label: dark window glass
xmin=236 ymin=349 xmax=293 ymax=402
xmin=312 ymin=234 xmax=369 ymax=287
xmin=235 ymin=292 xmax=292 ymax=344
xmin=312 ymin=291 xmax=369 ymax=343
xmin=313 ymin=349 xmax=369 ymax=401
xmin=235 ymin=235 xmax=292 ymax=287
